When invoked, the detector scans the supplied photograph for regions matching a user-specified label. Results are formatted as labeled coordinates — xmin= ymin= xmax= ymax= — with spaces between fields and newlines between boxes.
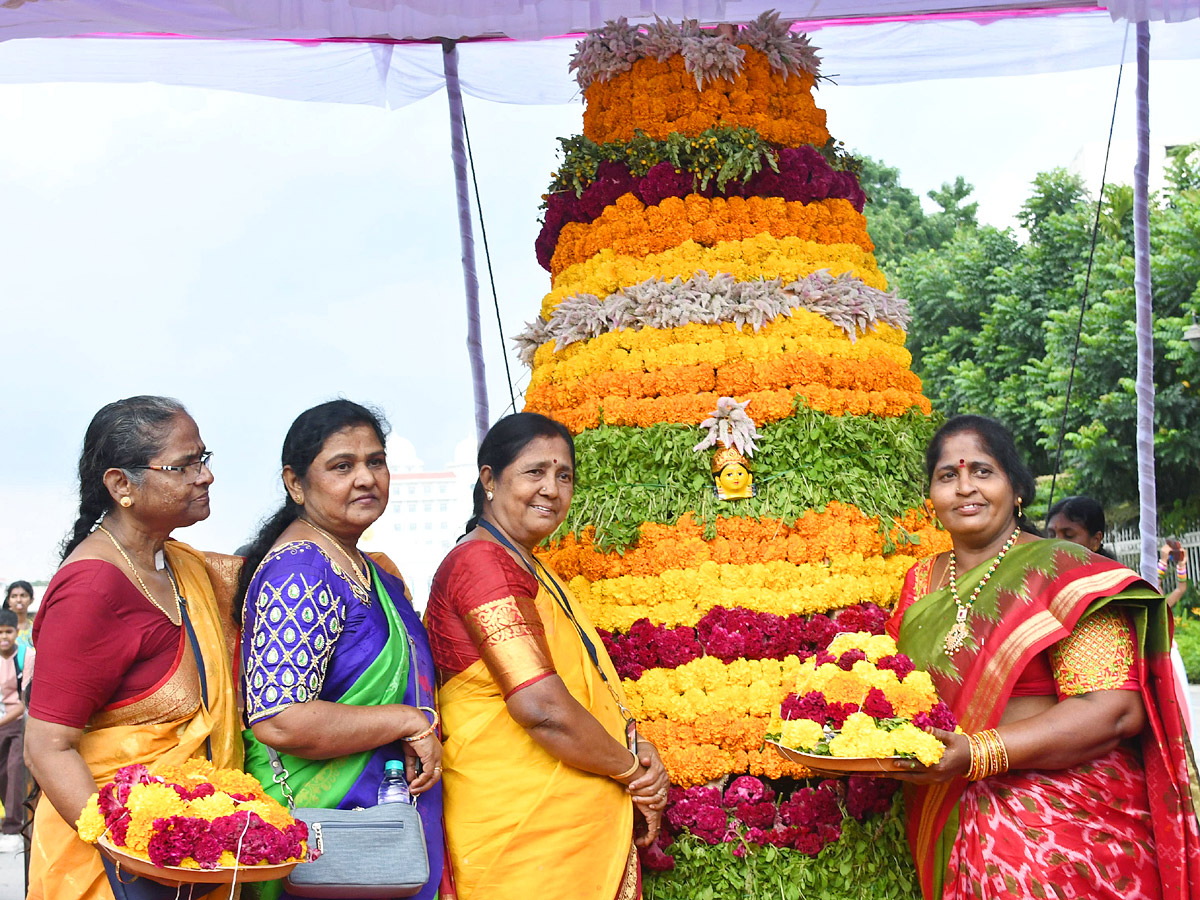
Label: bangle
xmin=613 ymin=751 xmax=641 ymax=782
xmin=966 ymin=729 xmax=1008 ymax=781
xmin=402 ymin=706 xmax=439 ymax=743
xmin=1178 ymin=562 xmax=1189 ymax=581
xmin=1157 ymin=560 xmax=1170 ymax=574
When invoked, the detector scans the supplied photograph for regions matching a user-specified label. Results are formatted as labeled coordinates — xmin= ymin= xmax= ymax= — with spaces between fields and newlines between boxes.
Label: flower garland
xmin=573 ymin=554 xmax=915 ymax=632
xmin=539 ymin=144 xmax=866 ymax=270
xmin=550 ymin=194 xmax=872 ymax=276
xmin=542 ymin=505 xmax=946 ymax=582
xmin=542 ymin=235 xmax=888 ymax=319
xmin=514 ymin=271 xmax=909 ymax=365
xmin=557 ymin=410 xmax=939 ymax=552
xmin=527 ymin=306 xmax=909 ymax=381
xmin=583 ymin=50 xmax=828 ymax=146
xmin=527 ymin=382 xmax=931 ymax=433
xmin=569 ymin=14 xmax=820 ymax=90
xmin=76 ymin=760 xmax=307 ymax=870
xmin=597 ymin=602 xmax=890 ymax=680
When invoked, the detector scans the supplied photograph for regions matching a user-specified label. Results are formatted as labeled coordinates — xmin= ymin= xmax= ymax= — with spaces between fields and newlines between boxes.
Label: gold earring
xmin=119 ymin=497 xmax=133 ymax=508
xmin=1016 ymin=498 xmax=1023 ymax=516
xmin=486 ymin=490 xmax=494 ymax=502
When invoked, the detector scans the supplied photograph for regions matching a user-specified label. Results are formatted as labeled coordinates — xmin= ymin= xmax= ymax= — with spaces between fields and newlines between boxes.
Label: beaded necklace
xmin=943 ymin=526 xmax=1022 ymax=654
xmin=96 ymin=524 xmax=182 ymax=626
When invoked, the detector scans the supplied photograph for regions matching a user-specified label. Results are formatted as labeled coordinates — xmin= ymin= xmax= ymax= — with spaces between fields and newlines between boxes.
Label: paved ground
xmin=0 ymin=686 xmax=1196 ymax=899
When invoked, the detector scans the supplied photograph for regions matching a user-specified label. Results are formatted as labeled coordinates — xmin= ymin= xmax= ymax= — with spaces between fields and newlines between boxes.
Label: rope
xmin=461 ymin=103 xmax=518 ymax=412
xmin=1043 ymin=22 xmax=1130 ymax=526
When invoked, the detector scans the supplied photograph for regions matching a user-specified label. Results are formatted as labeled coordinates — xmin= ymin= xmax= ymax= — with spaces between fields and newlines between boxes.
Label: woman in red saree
xmin=887 ymin=414 xmax=1200 ymax=900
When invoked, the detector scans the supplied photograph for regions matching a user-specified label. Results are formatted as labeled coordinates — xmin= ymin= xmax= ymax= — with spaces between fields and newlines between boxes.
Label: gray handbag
xmin=265 ymin=747 xmax=430 ymax=899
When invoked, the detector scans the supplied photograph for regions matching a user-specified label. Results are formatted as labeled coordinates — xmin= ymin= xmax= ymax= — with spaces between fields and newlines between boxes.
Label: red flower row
xmin=537 ymin=146 xmax=866 ymax=270
xmin=641 ymin=774 xmax=899 ymax=870
xmin=598 ymin=602 xmax=889 ymax=680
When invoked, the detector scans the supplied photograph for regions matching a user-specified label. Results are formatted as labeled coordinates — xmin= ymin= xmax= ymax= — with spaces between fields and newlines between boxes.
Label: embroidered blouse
xmin=426 ymin=540 xmax=556 ymax=698
xmin=241 ymin=541 xmax=372 ymax=725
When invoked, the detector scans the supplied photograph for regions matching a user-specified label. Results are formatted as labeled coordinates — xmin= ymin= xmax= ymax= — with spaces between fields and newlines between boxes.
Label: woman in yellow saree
xmin=24 ymin=397 xmax=241 ymax=900
xmin=425 ymin=413 xmax=670 ymax=900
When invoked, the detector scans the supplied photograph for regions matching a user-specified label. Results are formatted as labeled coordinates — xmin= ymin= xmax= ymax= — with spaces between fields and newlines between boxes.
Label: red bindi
xmin=958 ymin=459 xmax=966 ymax=468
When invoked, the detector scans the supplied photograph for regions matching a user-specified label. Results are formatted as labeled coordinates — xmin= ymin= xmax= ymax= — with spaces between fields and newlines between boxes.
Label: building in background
xmin=361 ymin=436 xmax=476 ymax=610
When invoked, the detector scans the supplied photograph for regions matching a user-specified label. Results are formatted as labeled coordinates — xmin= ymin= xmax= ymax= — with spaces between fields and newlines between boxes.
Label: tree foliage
xmin=868 ymin=148 xmax=1200 ymax=523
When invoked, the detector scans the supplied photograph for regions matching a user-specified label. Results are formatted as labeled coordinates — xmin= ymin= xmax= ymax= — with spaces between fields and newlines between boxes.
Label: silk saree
xmin=888 ymin=539 xmax=1200 ymax=900
xmin=27 ymin=541 xmax=243 ymax=900
xmin=240 ymin=544 xmax=444 ymax=900
xmin=426 ymin=540 xmax=639 ymax=900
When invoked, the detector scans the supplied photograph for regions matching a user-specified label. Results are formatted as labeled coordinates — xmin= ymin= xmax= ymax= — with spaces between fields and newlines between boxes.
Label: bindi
xmin=958 ymin=459 xmax=966 ymax=468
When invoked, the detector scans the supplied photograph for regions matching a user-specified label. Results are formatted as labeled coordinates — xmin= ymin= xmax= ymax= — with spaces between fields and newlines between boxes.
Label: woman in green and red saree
xmin=238 ymin=400 xmax=445 ymax=900
xmin=887 ymin=414 xmax=1200 ymax=900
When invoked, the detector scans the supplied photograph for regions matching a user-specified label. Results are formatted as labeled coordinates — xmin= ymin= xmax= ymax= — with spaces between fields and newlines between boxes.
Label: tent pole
xmin=443 ymin=39 xmax=490 ymax=445
xmin=1133 ymin=20 xmax=1157 ymax=582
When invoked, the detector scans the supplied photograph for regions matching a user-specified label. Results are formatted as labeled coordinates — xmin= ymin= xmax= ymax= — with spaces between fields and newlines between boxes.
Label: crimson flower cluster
xmin=147 ymin=812 xmax=308 ymax=869
xmin=645 ymin=774 xmax=898 ymax=869
xmin=599 ymin=603 xmax=888 ymax=679
xmin=536 ymin=146 xmax=867 ymax=269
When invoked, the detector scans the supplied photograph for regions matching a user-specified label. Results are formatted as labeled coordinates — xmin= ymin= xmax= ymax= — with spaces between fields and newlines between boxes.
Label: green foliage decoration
xmin=558 ymin=403 xmax=936 ymax=551
xmin=645 ymin=809 xmax=919 ymax=900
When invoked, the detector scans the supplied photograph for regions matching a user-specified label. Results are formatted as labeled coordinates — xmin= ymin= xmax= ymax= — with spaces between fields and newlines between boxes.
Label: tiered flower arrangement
xmin=77 ymin=760 xmax=308 ymax=870
xmin=777 ymin=632 xmax=954 ymax=765
xmin=518 ymin=13 xmax=943 ymax=897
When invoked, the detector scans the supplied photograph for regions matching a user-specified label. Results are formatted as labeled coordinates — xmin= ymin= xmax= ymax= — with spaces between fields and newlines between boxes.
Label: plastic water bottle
xmin=377 ymin=759 xmax=411 ymax=805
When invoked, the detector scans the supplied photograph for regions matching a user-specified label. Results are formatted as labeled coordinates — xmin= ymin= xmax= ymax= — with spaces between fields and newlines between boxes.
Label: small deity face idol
xmin=716 ymin=462 xmax=753 ymax=500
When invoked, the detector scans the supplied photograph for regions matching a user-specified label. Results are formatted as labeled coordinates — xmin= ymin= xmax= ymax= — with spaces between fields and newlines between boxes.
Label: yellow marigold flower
xmin=76 ymin=796 xmax=105 ymax=842
xmin=891 ymin=722 xmax=946 ymax=766
xmin=864 ymin=634 xmax=899 ymax=662
xmin=781 ymin=718 xmax=824 ymax=750
xmin=189 ymin=793 xmax=236 ymax=821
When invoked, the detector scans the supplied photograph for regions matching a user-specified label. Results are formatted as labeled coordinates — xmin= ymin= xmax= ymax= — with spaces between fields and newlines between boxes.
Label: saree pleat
xmin=436 ymin=569 xmax=635 ymax=900
xmin=892 ymin=540 xmax=1200 ymax=900
xmin=28 ymin=540 xmax=242 ymax=900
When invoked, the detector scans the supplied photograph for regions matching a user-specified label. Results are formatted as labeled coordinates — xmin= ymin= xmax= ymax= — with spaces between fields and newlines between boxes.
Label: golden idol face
xmin=716 ymin=462 xmax=753 ymax=500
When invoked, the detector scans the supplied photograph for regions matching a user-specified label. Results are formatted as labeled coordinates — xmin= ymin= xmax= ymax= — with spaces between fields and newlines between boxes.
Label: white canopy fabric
xmin=0 ymin=0 xmax=1196 ymax=47
xmin=2 ymin=12 xmax=1199 ymax=106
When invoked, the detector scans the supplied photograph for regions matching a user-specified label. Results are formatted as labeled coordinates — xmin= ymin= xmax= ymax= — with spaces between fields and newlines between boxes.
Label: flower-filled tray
xmin=768 ymin=632 xmax=957 ymax=771
xmin=99 ymin=837 xmax=300 ymax=886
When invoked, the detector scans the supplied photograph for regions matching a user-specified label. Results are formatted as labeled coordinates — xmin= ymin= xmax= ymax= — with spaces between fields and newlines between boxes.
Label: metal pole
xmin=1132 ymin=20 xmax=1157 ymax=582
xmin=443 ymin=39 xmax=490 ymax=445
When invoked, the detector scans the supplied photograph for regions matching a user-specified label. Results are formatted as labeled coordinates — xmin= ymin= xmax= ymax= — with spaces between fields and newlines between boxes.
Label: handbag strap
xmin=265 ymin=746 xmax=298 ymax=814
xmin=165 ymin=565 xmax=212 ymax=763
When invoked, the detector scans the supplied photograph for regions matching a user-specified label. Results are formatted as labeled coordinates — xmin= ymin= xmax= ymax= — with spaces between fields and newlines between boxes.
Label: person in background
xmin=1160 ymin=539 xmax=1191 ymax=610
xmin=888 ymin=414 xmax=1200 ymax=900
xmin=238 ymin=399 xmax=443 ymax=900
xmin=425 ymin=412 xmax=669 ymax=900
xmin=24 ymin=396 xmax=241 ymax=900
xmin=1045 ymin=495 xmax=1115 ymax=557
xmin=0 ymin=608 xmax=32 ymax=854
xmin=4 ymin=581 xmax=35 ymax=646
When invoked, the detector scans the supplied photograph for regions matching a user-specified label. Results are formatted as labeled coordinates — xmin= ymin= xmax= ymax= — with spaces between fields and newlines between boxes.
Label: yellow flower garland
xmin=542 ymin=235 xmax=889 ymax=319
xmin=582 ymin=49 xmax=829 ymax=146
xmin=550 ymin=194 xmax=872 ymax=276
xmin=573 ymin=554 xmax=914 ymax=632
xmin=529 ymin=309 xmax=910 ymax=386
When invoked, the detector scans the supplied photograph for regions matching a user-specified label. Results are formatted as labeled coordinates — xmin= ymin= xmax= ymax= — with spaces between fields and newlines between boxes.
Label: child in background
xmin=0 ymin=608 xmax=32 ymax=853
xmin=2 ymin=582 xmax=34 ymax=647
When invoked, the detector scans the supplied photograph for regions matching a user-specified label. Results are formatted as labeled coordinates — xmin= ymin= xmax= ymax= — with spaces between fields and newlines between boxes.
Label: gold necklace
xmin=96 ymin=524 xmax=181 ymax=626
xmin=299 ymin=519 xmax=371 ymax=593
xmin=943 ymin=526 xmax=1022 ymax=654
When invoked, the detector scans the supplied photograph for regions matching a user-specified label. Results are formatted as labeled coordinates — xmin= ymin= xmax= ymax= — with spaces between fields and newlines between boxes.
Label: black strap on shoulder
xmin=167 ymin=567 xmax=213 ymax=762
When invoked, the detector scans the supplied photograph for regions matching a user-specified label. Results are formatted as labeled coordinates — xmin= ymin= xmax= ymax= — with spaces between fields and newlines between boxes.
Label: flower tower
xmin=517 ymin=14 xmax=947 ymax=894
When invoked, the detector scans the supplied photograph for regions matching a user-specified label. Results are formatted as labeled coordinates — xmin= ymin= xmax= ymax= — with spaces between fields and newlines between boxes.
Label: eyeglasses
xmin=132 ymin=451 xmax=214 ymax=478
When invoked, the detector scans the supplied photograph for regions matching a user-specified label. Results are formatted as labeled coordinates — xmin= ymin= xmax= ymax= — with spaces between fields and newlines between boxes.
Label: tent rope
xmin=1043 ymin=22 xmax=1130 ymax=525
xmin=461 ymin=105 xmax=518 ymax=412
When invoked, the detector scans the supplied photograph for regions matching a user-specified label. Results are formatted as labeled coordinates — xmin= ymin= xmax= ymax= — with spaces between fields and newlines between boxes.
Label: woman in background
xmin=4 ymin=581 xmax=36 ymax=646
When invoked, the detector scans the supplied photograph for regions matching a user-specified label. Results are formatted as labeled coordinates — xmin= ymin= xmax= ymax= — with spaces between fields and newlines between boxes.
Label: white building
xmin=361 ymin=436 xmax=476 ymax=611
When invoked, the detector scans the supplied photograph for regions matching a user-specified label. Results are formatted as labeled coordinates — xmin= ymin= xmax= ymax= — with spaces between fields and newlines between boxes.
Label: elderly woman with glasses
xmin=25 ymin=396 xmax=242 ymax=900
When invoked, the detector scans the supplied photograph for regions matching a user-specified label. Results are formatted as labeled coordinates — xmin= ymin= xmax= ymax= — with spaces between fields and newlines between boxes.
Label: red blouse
xmin=425 ymin=540 xmax=555 ymax=697
xmin=30 ymin=560 xmax=180 ymax=728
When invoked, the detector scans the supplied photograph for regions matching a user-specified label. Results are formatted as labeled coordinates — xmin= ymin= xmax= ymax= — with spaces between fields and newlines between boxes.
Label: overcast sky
xmin=2 ymin=47 xmax=1198 ymax=591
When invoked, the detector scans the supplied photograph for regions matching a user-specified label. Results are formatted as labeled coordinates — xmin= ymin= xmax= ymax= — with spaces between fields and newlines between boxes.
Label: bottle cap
xmin=384 ymin=759 xmax=405 ymax=772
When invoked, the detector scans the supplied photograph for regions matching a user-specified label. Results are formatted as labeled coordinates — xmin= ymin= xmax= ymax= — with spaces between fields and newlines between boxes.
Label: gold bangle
xmin=613 ymin=751 xmax=641 ymax=782
xmin=993 ymin=730 xmax=1010 ymax=775
xmin=403 ymin=706 xmax=440 ymax=743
